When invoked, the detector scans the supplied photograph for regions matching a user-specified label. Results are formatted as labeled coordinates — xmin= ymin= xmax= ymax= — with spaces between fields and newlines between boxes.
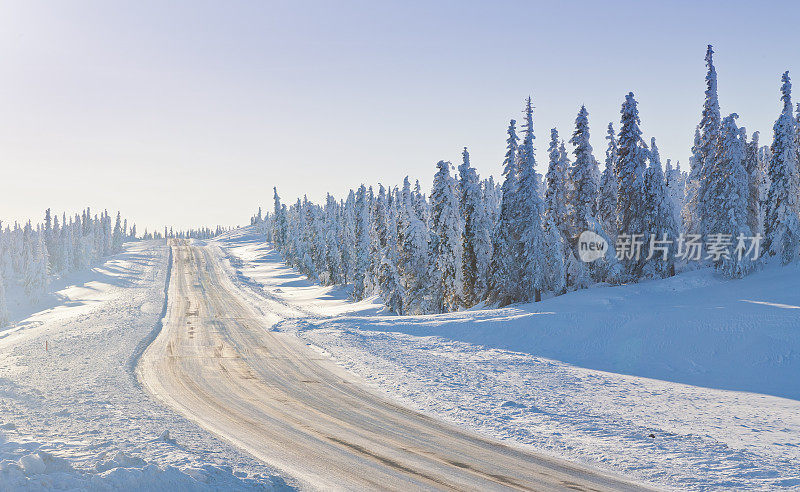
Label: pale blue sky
xmin=2 ymin=0 xmax=798 ymax=232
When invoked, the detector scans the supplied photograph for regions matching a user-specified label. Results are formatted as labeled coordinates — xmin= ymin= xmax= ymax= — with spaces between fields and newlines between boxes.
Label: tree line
xmin=249 ymin=45 xmax=794 ymax=314
xmin=0 ymin=208 xmax=140 ymax=325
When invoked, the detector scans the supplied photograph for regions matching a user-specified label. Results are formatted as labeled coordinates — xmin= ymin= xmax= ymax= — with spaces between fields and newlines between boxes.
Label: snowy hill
xmin=326 ymin=262 xmax=800 ymax=400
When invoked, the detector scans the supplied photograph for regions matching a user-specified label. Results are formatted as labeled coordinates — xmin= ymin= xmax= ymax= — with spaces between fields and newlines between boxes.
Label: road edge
xmin=127 ymin=240 xmax=173 ymax=387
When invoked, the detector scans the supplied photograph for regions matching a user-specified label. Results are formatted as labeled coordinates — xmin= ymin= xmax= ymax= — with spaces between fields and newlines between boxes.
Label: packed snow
xmin=215 ymin=227 xmax=800 ymax=491
xmin=0 ymin=240 xmax=289 ymax=491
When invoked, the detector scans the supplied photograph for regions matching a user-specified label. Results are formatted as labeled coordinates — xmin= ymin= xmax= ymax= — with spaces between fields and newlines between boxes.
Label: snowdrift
xmin=318 ymin=262 xmax=800 ymax=399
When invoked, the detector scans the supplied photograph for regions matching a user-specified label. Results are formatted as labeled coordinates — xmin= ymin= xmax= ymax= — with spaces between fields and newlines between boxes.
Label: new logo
xmin=577 ymin=230 xmax=608 ymax=262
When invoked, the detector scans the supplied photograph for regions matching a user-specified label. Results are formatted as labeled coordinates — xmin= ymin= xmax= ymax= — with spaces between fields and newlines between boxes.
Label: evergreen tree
xmin=0 ymin=269 xmax=7 ymax=327
xmin=744 ymin=132 xmax=763 ymax=235
xmin=387 ymin=186 xmax=400 ymax=262
xmin=272 ymin=187 xmax=287 ymax=250
xmin=598 ymin=122 xmax=619 ymax=237
xmin=412 ymin=180 xmax=428 ymax=225
xmin=378 ymin=256 xmax=403 ymax=314
xmin=569 ymin=105 xmax=599 ymax=238
xmin=112 ymin=212 xmax=123 ymax=253
xmin=22 ymin=223 xmax=35 ymax=297
xmin=545 ymin=128 xmax=570 ymax=239
xmin=324 ymin=194 xmax=342 ymax=284
xmin=22 ymin=224 xmax=49 ymax=301
xmin=616 ymin=92 xmax=649 ymax=278
xmin=665 ymin=159 xmax=685 ymax=234
xmin=474 ymin=184 xmax=492 ymax=301
xmin=397 ymin=177 xmax=413 ymax=251
xmin=429 ymin=161 xmax=462 ymax=312
xmin=764 ymin=72 xmax=800 ymax=263
xmin=457 ymin=147 xmax=490 ymax=306
xmin=489 ymin=120 xmax=520 ymax=305
xmin=57 ymin=215 xmax=70 ymax=275
xmin=683 ymin=127 xmax=703 ymax=238
xmin=399 ymin=211 xmax=429 ymax=314
xmin=44 ymin=208 xmax=56 ymax=269
xmin=698 ymin=45 xmax=722 ymax=238
xmin=340 ymin=190 xmax=357 ymax=283
xmin=377 ymin=187 xmax=403 ymax=310
xmin=517 ymin=99 xmax=547 ymax=301
xmin=540 ymin=215 xmax=566 ymax=294
xmin=642 ymin=138 xmax=678 ymax=278
xmin=0 ymin=226 xmax=10 ymax=288
xmin=483 ymin=176 xmax=501 ymax=226
xmin=353 ymin=185 xmax=372 ymax=299
xmin=706 ymin=114 xmax=754 ymax=277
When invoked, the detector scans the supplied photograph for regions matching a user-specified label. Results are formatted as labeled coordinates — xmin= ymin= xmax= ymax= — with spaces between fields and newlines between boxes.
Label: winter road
xmin=138 ymin=240 xmax=653 ymax=491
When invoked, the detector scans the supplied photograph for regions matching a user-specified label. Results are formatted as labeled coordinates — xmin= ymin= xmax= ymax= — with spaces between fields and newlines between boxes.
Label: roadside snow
xmin=0 ymin=240 xmax=289 ymax=491
xmin=215 ymin=227 xmax=800 ymax=492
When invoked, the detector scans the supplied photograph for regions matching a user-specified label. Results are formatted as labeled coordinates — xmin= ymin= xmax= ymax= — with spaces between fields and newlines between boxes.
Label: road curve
xmin=138 ymin=240 xmax=655 ymax=491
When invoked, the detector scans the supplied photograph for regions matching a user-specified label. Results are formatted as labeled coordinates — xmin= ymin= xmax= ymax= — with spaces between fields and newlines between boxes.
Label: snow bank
xmin=0 ymin=439 xmax=272 ymax=491
xmin=320 ymin=263 xmax=800 ymax=400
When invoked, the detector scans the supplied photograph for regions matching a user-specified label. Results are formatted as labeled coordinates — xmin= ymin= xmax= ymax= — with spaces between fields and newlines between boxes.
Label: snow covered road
xmin=0 ymin=240 xmax=286 ymax=490
xmin=138 ymin=240 xmax=652 ymax=491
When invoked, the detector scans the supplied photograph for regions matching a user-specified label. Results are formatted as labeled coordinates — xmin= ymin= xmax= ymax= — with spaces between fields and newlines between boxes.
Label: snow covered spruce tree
xmin=370 ymin=185 xmax=389 ymax=287
xmin=597 ymin=122 xmax=619 ymax=238
xmin=112 ymin=212 xmax=124 ymax=253
xmin=488 ymin=119 xmax=521 ymax=305
xmin=569 ymin=105 xmax=600 ymax=239
xmin=398 ymin=207 xmax=429 ymax=313
xmin=685 ymin=45 xmax=722 ymax=240
xmin=642 ymin=138 xmax=678 ymax=278
xmin=744 ymin=132 xmax=763 ymax=235
xmin=483 ymin=176 xmax=501 ymax=226
xmin=567 ymin=105 xmax=603 ymax=285
xmin=558 ymin=138 xmax=593 ymax=287
xmin=376 ymin=186 xmax=404 ymax=313
xmin=665 ymin=159 xmax=685 ymax=233
xmin=428 ymin=161 xmax=462 ymax=312
xmin=616 ymin=92 xmax=649 ymax=279
xmin=516 ymin=98 xmax=548 ymax=302
xmin=378 ymin=255 xmax=403 ymax=314
xmin=545 ymin=128 xmax=571 ymax=241
xmin=704 ymin=114 xmax=754 ymax=277
xmin=339 ymin=190 xmax=357 ymax=284
xmin=352 ymin=184 xmax=373 ymax=299
xmin=764 ymin=72 xmax=800 ymax=263
xmin=323 ymin=194 xmax=342 ymax=284
xmin=272 ymin=187 xmax=288 ymax=251
xmin=458 ymin=148 xmax=491 ymax=306
xmin=21 ymin=223 xmax=46 ymax=301
xmin=683 ymin=128 xmax=703 ymax=238
xmin=0 ymin=269 xmax=7 ymax=327
xmin=541 ymin=215 xmax=566 ymax=295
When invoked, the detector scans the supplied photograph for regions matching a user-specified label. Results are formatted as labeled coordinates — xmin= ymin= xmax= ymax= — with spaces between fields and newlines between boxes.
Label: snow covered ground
xmin=215 ymin=227 xmax=800 ymax=491
xmin=0 ymin=240 xmax=289 ymax=491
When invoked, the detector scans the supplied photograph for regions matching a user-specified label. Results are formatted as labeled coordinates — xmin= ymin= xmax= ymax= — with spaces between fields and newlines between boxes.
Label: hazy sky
xmin=2 ymin=1 xmax=798 ymax=233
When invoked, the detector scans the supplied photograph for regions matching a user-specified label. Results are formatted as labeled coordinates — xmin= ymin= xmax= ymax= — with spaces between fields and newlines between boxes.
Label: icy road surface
xmin=138 ymin=240 xmax=651 ymax=491
xmin=0 ymin=240 xmax=285 ymax=490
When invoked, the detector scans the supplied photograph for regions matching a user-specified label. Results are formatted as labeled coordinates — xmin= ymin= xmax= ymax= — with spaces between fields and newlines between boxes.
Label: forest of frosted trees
xmin=0 ymin=208 xmax=137 ymax=326
xmin=0 ymin=206 xmax=233 ymax=328
xmin=252 ymin=46 xmax=800 ymax=315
